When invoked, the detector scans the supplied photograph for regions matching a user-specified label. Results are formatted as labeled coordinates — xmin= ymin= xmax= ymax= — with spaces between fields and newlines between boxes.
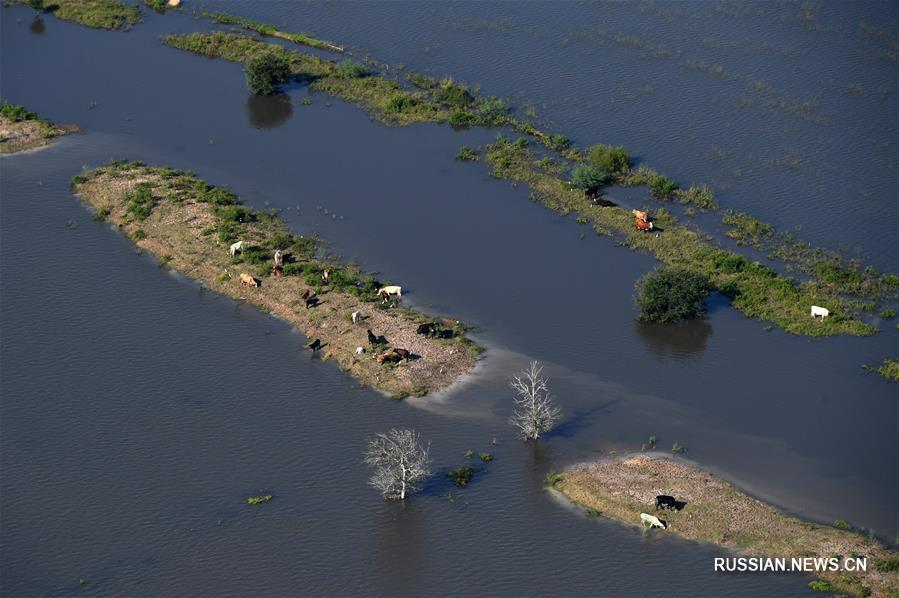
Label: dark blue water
xmin=1 ymin=3 xmax=896 ymax=596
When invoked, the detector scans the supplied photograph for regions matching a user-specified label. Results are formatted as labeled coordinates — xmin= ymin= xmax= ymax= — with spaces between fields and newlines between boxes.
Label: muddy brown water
xmin=1 ymin=3 xmax=896 ymax=596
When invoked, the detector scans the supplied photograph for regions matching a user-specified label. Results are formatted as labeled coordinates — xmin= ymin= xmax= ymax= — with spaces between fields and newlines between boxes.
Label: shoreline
xmin=0 ymin=111 xmax=79 ymax=155
xmin=72 ymin=161 xmax=482 ymax=398
xmin=551 ymin=454 xmax=899 ymax=597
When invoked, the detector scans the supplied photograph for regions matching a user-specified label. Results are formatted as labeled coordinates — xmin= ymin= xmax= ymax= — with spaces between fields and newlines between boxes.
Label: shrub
xmin=649 ymin=174 xmax=678 ymax=199
xmin=217 ymin=205 xmax=253 ymax=223
xmin=246 ymin=495 xmax=273 ymax=505
xmin=94 ymin=207 xmax=110 ymax=221
xmin=409 ymin=73 xmax=436 ymax=89
xmin=478 ymin=98 xmax=508 ymax=122
xmin=544 ymin=471 xmax=563 ymax=487
xmin=832 ymin=519 xmax=851 ymax=530
xmin=479 ymin=452 xmax=494 ymax=462
xmin=808 ymin=580 xmax=836 ymax=593
xmin=456 ymin=146 xmax=478 ymax=161
xmin=124 ymin=183 xmax=156 ymax=221
xmin=570 ymin=164 xmax=610 ymax=190
xmin=675 ymin=184 xmax=718 ymax=209
xmin=881 ymin=309 xmax=896 ymax=319
xmin=448 ymin=108 xmax=475 ymax=127
xmin=588 ymin=144 xmax=630 ymax=174
xmin=334 ymin=60 xmax=369 ymax=79
xmin=245 ymin=51 xmax=292 ymax=96
xmin=446 ymin=466 xmax=476 ymax=487
xmin=551 ymin=134 xmax=571 ymax=150
xmin=636 ymin=267 xmax=712 ymax=323
xmin=435 ymin=79 xmax=473 ymax=107
xmin=0 ymin=102 xmax=37 ymax=122
xmin=671 ymin=442 xmax=685 ymax=454
xmin=386 ymin=95 xmax=417 ymax=113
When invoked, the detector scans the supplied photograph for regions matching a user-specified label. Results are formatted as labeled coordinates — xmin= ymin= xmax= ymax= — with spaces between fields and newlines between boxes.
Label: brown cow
xmin=272 ymin=266 xmax=284 ymax=277
xmin=376 ymin=351 xmax=402 ymax=364
xmin=635 ymin=218 xmax=654 ymax=231
xmin=393 ymin=348 xmax=411 ymax=360
xmin=239 ymin=273 xmax=259 ymax=287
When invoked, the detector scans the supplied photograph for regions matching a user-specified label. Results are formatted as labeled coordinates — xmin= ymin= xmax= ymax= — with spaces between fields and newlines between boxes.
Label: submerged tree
xmin=363 ymin=428 xmax=432 ymax=500
xmin=245 ymin=51 xmax=292 ymax=96
xmin=509 ymin=361 xmax=562 ymax=441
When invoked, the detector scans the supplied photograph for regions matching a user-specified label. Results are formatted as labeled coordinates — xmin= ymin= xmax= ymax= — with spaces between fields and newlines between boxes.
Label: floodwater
xmin=0 ymin=3 xmax=896 ymax=596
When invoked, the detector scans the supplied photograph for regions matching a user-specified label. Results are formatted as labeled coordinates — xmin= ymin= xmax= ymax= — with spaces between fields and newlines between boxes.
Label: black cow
xmin=656 ymin=495 xmax=677 ymax=511
xmin=367 ymin=329 xmax=388 ymax=347
xmin=416 ymin=323 xmax=438 ymax=336
xmin=304 ymin=296 xmax=319 ymax=309
xmin=308 ymin=338 xmax=322 ymax=351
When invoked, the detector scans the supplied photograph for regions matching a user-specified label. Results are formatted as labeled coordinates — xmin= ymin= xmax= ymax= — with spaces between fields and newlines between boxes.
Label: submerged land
xmin=0 ymin=102 xmax=77 ymax=154
xmin=73 ymin=161 xmax=481 ymax=398
xmin=552 ymin=455 xmax=899 ymax=597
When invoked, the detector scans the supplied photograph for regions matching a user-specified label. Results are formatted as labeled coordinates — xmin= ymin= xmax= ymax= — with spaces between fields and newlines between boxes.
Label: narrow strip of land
xmin=73 ymin=162 xmax=481 ymax=398
xmin=552 ymin=455 xmax=899 ymax=597
xmin=0 ymin=103 xmax=78 ymax=154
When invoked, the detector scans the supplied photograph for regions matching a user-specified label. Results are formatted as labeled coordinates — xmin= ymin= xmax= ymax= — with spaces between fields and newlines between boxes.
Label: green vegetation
xmin=94 ymin=207 xmax=110 ymax=221
xmin=833 ymin=520 xmax=852 ymax=530
xmin=649 ymin=174 xmax=678 ymax=200
xmin=0 ymin=102 xmax=37 ymax=122
xmin=868 ymin=358 xmax=899 ymax=382
xmin=722 ymin=210 xmax=774 ymax=247
xmin=587 ymin=144 xmax=630 ymax=176
xmin=446 ymin=466 xmax=476 ymax=487
xmin=675 ymin=184 xmax=718 ymax=210
xmin=881 ymin=308 xmax=896 ymax=319
xmin=479 ymin=452 xmax=494 ymax=462
xmin=544 ymin=471 xmax=563 ymax=487
xmin=245 ymin=51 xmax=292 ymax=96
xmin=556 ymin=456 xmax=899 ymax=598
xmin=671 ymin=442 xmax=685 ymax=454
xmin=456 ymin=146 xmax=479 ymax=161
xmin=636 ymin=267 xmax=712 ymax=324
xmin=334 ymin=60 xmax=369 ymax=79
xmin=73 ymin=162 xmax=480 ymax=397
xmin=15 ymin=0 xmax=143 ymax=30
xmin=206 ymin=11 xmax=344 ymax=53
xmin=807 ymin=580 xmax=837 ymax=593
xmin=570 ymin=164 xmax=610 ymax=191
xmin=246 ymin=494 xmax=272 ymax=505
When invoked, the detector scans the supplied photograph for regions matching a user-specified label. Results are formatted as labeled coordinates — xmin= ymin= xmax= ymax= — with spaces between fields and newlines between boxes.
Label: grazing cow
xmin=321 ymin=269 xmax=330 ymax=284
xmin=304 ymin=296 xmax=319 ymax=309
xmin=811 ymin=305 xmax=830 ymax=318
xmin=355 ymin=346 xmax=365 ymax=355
xmin=308 ymin=338 xmax=322 ymax=351
xmin=416 ymin=322 xmax=438 ymax=336
xmin=375 ymin=351 xmax=402 ymax=364
xmin=377 ymin=286 xmax=402 ymax=302
xmin=635 ymin=218 xmax=654 ymax=231
xmin=239 ymin=273 xmax=258 ymax=287
xmin=272 ymin=266 xmax=284 ymax=277
xmin=273 ymin=249 xmax=284 ymax=267
xmin=229 ymin=240 xmax=244 ymax=257
xmin=640 ymin=513 xmax=667 ymax=530
xmin=367 ymin=329 xmax=387 ymax=346
xmin=393 ymin=348 xmax=411 ymax=360
xmin=352 ymin=311 xmax=362 ymax=324
xmin=656 ymin=495 xmax=677 ymax=511
xmin=301 ymin=289 xmax=311 ymax=300
xmin=632 ymin=209 xmax=649 ymax=222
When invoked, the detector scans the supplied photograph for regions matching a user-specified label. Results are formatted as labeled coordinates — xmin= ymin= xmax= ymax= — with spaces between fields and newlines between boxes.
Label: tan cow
xmin=239 ymin=273 xmax=259 ymax=287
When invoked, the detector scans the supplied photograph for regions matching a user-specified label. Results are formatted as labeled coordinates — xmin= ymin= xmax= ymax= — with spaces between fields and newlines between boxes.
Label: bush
xmin=478 ymin=98 xmax=508 ymax=122
xmin=386 ymin=95 xmax=417 ymax=113
xmin=245 ymin=51 xmax=292 ymax=96
xmin=551 ymin=134 xmax=571 ymax=150
xmin=435 ymin=79 xmax=473 ymax=107
xmin=649 ymin=174 xmax=678 ymax=199
xmin=881 ymin=309 xmax=896 ymax=319
xmin=588 ymin=144 xmax=630 ymax=174
xmin=334 ymin=60 xmax=369 ymax=79
xmin=217 ymin=205 xmax=253 ymax=223
xmin=456 ymin=146 xmax=478 ymax=161
xmin=675 ymin=184 xmax=718 ymax=209
xmin=124 ymin=183 xmax=156 ymax=221
xmin=448 ymin=108 xmax=475 ymax=127
xmin=0 ymin=102 xmax=37 ymax=122
xmin=446 ymin=466 xmax=476 ymax=487
xmin=636 ymin=267 xmax=712 ymax=323
xmin=570 ymin=164 xmax=610 ymax=190
xmin=807 ymin=580 xmax=836 ymax=593
xmin=832 ymin=519 xmax=851 ymax=530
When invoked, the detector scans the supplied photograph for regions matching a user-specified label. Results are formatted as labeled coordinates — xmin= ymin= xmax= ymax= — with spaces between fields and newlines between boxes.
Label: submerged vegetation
xmin=206 ymin=11 xmax=345 ymax=53
xmin=72 ymin=161 xmax=480 ymax=397
xmin=864 ymin=358 xmax=899 ymax=383
xmin=554 ymin=456 xmax=899 ymax=597
xmin=246 ymin=495 xmax=272 ymax=505
xmin=11 ymin=0 xmax=142 ymax=30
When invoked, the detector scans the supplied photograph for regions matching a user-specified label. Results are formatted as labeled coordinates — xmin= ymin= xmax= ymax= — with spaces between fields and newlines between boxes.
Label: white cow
xmin=355 ymin=346 xmax=365 ymax=355
xmin=378 ymin=285 xmax=402 ymax=302
xmin=351 ymin=311 xmax=362 ymax=324
xmin=229 ymin=240 xmax=244 ymax=257
xmin=640 ymin=513 xmax=667 ymax=530
xmin=273 ymin=249 xmax=284 ymax=267
xmin=810 ymin=305 xmax=830 ymax=319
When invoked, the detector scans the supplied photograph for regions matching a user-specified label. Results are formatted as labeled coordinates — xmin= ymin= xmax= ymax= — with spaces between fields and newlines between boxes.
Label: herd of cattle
xmin=227 ymin=242 xmax=454 ymax=366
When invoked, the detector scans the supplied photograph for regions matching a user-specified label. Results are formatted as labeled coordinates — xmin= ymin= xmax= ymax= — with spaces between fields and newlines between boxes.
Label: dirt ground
xmin=0 ymin=115 xmax=78 ymax=154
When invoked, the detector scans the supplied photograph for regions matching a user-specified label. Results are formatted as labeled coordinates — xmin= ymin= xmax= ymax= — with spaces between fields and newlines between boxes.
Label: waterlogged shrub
xmin=588 ymin=144 xmax=630 ymax=175
xmin=551 ymin=134 xmax=571 ymax=150
xmin=478 ymin=97 xmax=508 ymax=122
xmin=456 ymin=146 xmax=478 ymax=161
xmin=124 ymin=183 xmax=156 ymax=221
xmin=334 ymin=60 xmax=369 ymax=79
xmin=448 ymin=108 xmax=475 ymax=127
xmin=544 ymin=471 xmax=563 ymax=487
xmin=636 ymin=267 xmax=712 ymax=323
xmin=435 ymin=79 xmax=473 ymax=107
xmin=386 ymin=95 xmax=417 ymax=113
xmin=649 ymin=174 xmax=678 ymax=200
xmin=881 ymin=309 xmax=896 ymax=319
xmin=245 ymin=51 xmax=292 ymax=96
xmin=570 ymin=164 xmax=610 ymax=191
xmin=676 ymin=184 xmax=718 ymax=209
xmin=832 ymin=519 xmax=852 ymax=530
xmin=409 ymin=73 xmax=437 ymax=89
xmin=446 ymin=466 xmax=476 ymax=487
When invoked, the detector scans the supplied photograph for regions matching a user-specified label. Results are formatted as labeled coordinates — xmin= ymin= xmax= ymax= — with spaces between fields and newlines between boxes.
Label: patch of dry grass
xmin=73 ymin=162 xmax=481 ymax=398
xmin=0 ymin=114 xmax=77 ymax=154
xmin=554 ymin=455 xmax=899 ymax=597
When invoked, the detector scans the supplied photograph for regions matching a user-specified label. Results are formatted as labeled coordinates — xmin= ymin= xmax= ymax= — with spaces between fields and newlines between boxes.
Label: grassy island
xmin=9 ymin=0 xmax=143 ymax=30
xmin=0 ymin=102 xmax=78 ymax=154
xmin=552 ymin=455 xmax=899 ymax=597
xmin=72 ymin=161 xmax=481 ymax=398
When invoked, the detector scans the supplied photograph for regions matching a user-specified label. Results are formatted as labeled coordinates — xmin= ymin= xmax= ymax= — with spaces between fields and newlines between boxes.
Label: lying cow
xmin=392 ymin=348 xmax=411 ymax=360
xmin=272 ymin=266 xmax=284 ymax=277
xmin=635 ymin=218 xmax=654 ymax=231
xmin=656 ymin=495 xmax=677 ymax=511
xmin=378 ymin=285 xmax=402 ymax=303
xmin=376 ymin=351 xmax=402 ymax=364
xmin=640 ymin=513 xmax=667 ymax=530
xmin=239 ymin=273 xmax=259 ymax=287
xmin=229 ymin=240 xmax=245 ymax=257
xmin=810 ymin=305 xmax=830 ymax=318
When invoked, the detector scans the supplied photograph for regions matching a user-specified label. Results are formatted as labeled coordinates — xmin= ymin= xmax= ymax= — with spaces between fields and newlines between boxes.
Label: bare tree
xmin=363 ymin=428 xmax=432 ymax=500
xmin=509 ymin=361 xmax=561 ymax=441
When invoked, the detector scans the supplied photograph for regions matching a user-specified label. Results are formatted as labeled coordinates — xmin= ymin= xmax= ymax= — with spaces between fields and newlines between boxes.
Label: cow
xmin=416 ymin=322 xmax=438 ymax=336
xmin=166 ymin=0 xmax=180 ymax=7
xmin=376 ymin=351 xmax=402 ymax=364
xmin=321 ymin=269 xmax=331 ymax=284
xmin=656 ymin=495 xmax=677 ymax=511
xmin=367 ymin=329 xmax=387 ymax=346
xmin=308 ymin=338 xmax=322 ymax=351
xmin=301 ymin=289 xmax=311 ymax=300
xmin=378 ymin=286 xmax=402 ymax=303
xmin=393 ymin=348 xmax=411 ymax=360
xmin=239 ymin=273 xmax=259 ymax=287
xmin=304 ymin=296 xmax=319 ymax=309
xmin=272 ymin=266 xmax=284 ymax=277
xmin=229 ymin=240 xmax=245 ymax=257
xmin=640 ymin=513 xmax=667 ymax=530
xmin=632 ymin=209 xmax=649 ymax=222
xmin=355 ymin=346 xmax=365 ymax=355
xmin=811 ymin=305 xmax=830 ymax=318
xmin=273 ymin=249 xmax=284 ymax=267
xmin=352 ymin=311 xmax=362 ymax=324
xmin=635 ymin=218 xmax=654 ymax=231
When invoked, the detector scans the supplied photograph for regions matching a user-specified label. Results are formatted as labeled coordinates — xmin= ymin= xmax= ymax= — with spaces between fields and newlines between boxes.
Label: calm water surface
xmin=1 ymin=3 xmax=896 ymax=596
